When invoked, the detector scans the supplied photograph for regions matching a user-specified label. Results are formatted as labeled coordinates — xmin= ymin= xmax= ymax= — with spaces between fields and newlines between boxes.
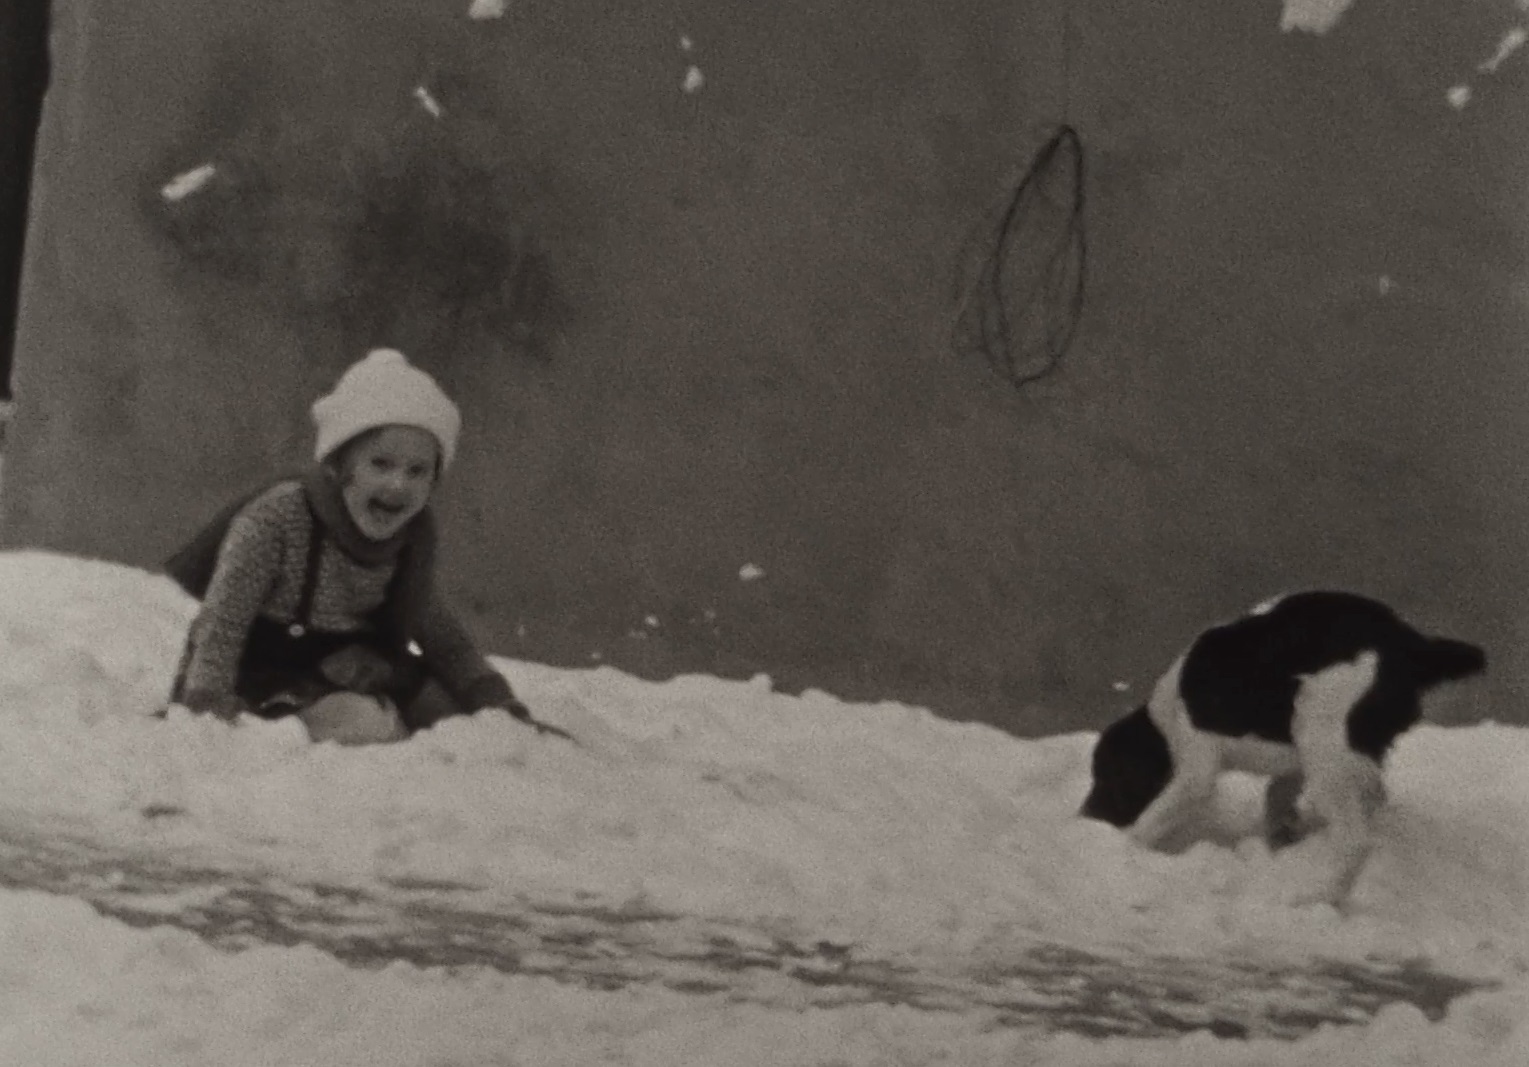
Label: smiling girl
xmin=164 ymin=348 xmax=534 ymax=744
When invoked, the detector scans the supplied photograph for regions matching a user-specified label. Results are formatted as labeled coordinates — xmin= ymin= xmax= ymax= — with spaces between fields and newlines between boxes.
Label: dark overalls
xmin=168 ymin=498 xmax=429 ymax=720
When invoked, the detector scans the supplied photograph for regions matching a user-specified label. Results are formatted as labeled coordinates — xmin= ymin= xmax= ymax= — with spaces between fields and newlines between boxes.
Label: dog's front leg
xmin=1128 ymin=744 xmax=1217 ymax=849
xmin=1127 ymin=665 xmax=1219 ymax=850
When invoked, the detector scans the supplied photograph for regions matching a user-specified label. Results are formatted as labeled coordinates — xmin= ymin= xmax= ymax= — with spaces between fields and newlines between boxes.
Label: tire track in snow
xmin=0 ymin=821 xmax=1488 ymax=1039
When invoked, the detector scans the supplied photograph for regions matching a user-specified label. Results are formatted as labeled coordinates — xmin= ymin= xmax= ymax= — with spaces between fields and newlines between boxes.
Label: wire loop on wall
xmin=953 ymin=124 xmax=1086 ymax=390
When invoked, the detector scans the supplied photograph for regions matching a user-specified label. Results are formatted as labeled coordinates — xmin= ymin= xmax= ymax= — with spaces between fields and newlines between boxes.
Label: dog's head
xmin=1079 ymin=705 xmax=1173 ymax=828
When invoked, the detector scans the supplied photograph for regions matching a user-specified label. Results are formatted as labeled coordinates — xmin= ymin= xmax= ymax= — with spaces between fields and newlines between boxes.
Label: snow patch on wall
xmin=1280 ymin=0 xmax=1360 ymax=34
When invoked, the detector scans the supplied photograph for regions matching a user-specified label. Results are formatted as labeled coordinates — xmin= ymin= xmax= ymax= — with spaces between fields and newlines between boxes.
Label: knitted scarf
xmin=163 ymin=466 xmax=438 ymax=654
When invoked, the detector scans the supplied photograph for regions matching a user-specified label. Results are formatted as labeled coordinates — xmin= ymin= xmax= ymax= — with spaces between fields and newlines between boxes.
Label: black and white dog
xmin=1081 ymin=591 xmax=1485 ymax=901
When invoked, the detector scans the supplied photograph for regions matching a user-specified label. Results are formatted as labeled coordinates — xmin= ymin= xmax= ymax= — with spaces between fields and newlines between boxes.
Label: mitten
xmin=486 ymin=702 xmax=573 ymax=741
xmin=504 ymin=699 xmax=533 ymax=722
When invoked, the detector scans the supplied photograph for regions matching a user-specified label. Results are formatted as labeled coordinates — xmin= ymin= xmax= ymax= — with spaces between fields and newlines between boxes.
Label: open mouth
xmin=367 ymin=499 xmax=409 ymax=524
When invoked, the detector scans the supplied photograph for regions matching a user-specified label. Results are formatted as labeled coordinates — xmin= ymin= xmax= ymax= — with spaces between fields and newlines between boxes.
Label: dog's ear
xmin=1081 ymin=707 xmax=1170 ymax=827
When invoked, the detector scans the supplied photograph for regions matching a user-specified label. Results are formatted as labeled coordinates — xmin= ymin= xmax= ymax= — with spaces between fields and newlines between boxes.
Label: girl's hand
xmin=486 ymin=703 xmax=575 ymax=742
xmin=481 ymin=701 xmax=536 ymax=724
xmin=503 ymin=699 xmax=533 ymax=722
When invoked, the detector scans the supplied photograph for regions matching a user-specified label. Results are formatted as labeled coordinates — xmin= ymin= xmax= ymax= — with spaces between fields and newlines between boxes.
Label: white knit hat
xmin=310 ymin=348 xmax=462 ymax=470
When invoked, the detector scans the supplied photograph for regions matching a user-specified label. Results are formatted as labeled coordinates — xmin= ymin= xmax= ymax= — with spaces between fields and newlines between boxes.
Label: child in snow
xmin=163 ymin=348 xmax=534 ymax=744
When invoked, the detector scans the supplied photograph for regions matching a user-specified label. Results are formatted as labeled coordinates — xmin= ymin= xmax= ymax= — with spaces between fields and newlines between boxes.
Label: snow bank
xmin=5 ymin=886 xmax=1529 ymax=1067
xmin=1 ymin=550 xmax=1527 ymax=1063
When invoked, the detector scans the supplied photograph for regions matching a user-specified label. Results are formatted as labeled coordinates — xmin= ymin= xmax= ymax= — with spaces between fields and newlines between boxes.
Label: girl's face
xmin=339 ymin=425 xmax=440 ymax=541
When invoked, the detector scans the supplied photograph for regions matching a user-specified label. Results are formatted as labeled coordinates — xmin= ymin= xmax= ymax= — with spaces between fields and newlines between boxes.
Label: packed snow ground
xmin=2 ymin=549 xmax=1528 ymax=1064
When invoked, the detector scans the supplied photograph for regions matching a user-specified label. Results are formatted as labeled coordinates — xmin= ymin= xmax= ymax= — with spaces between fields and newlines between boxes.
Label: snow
xmin=467 ymin=0 xmax=505 ymax=21
xmin=2 ymin=549 xmax=1529 ymax=1063
xmin=159 ymin=164 xmax=217 ymax=203
xmin=1443 ymin=22 xmax=1526 ymax=109
xmin=413 ymin=86 xmax=444 ymax=119
xmin=1480 ymin=27 xmax=1528 ymax=73
xmin=1279 ymin=0 xmax=1359 ymax=35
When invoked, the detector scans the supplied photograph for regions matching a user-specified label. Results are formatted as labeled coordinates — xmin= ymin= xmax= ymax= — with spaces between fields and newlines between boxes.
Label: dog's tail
xmin=1413 ymin=636 xmax=1487 ymax=689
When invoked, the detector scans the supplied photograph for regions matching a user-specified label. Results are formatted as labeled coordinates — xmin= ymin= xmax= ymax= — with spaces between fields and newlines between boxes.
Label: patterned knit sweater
xmin=180 ymin=481 xmax=513 ymax=710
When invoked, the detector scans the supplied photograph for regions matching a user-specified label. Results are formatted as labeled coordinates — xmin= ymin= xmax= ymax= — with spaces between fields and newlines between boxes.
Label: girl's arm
xmin=413 ymin=591 xmax=520 ymax=713
xmin=178 ymin=497 xmax=287 ymax=712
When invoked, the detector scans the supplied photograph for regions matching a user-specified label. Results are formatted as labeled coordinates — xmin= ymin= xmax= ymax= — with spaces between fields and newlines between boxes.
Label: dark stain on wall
xmin=140 ymin=36 xmax=569 ymax=371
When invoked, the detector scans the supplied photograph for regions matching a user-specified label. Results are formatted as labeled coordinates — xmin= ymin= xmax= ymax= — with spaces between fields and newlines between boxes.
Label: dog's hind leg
xmin=1264 ymin=771 xmax=1307 ymax=850
xmin=1291 ymin=651 xmax=1383 ymax=904
xmin=1300 ymin=751 xmax=1384 ymax=904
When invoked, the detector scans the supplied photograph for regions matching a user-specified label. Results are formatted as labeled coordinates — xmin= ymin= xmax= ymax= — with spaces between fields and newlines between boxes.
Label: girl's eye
xmin=408 ymin=464 xmax=430 ymax=479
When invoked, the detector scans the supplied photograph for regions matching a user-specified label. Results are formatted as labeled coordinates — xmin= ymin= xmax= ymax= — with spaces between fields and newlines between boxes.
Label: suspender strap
xmin=288 ymin=503 xmax=325 ymax=638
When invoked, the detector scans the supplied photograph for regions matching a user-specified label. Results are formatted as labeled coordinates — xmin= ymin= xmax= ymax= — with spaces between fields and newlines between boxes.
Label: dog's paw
xmin=1245 ymin=869 xmax=1346 ymax=911
xmin=1265 ymin=816 xmax=1315 ymax=852
xmin=1243 ymin=834 xmax=1356 ymax=910
xmin=1127 ymin=823 xmax=1171 ymax=853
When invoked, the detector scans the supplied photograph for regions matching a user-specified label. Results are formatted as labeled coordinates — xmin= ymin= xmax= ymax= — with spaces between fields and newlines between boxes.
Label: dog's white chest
xmin=1215 ymin=733 xmax=1300 ymax=776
